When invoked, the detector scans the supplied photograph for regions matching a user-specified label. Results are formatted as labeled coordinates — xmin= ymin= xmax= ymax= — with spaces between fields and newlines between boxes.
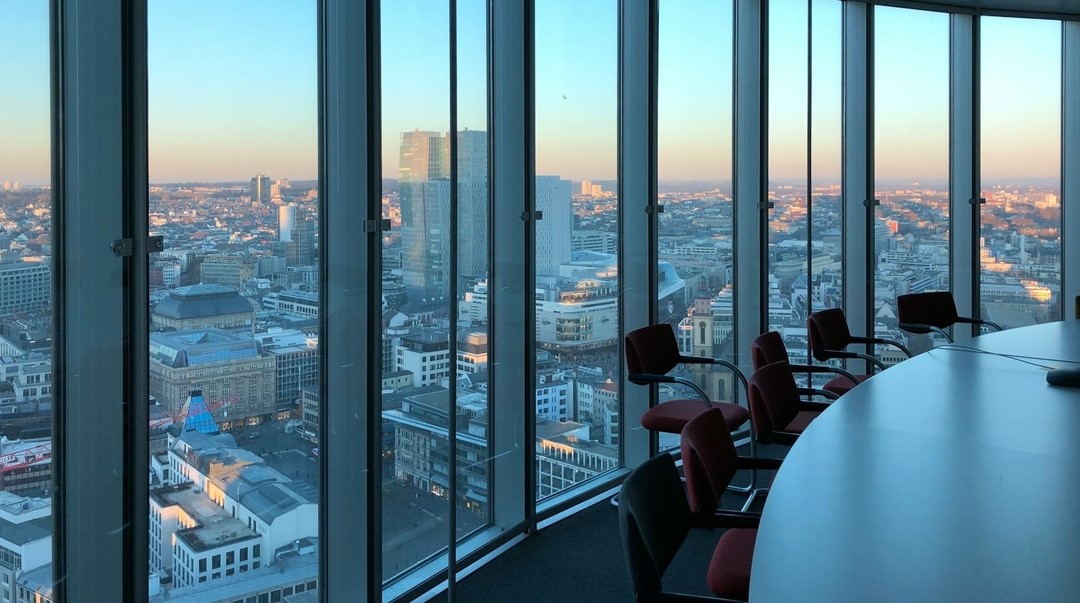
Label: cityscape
xmin=0 ymin=132 xmax=1064 ymax=598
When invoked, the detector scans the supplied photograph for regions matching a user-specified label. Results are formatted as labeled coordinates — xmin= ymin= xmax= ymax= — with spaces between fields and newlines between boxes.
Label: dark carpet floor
xmin=433 ymin=444 xmax=784 ymax=603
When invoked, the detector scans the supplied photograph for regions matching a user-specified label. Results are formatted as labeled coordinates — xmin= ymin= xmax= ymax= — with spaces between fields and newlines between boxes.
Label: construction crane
xmin=149 ymin=396 xmax=234 ymax=431
xmin=0 ymin=441 xmax=51 ymax=474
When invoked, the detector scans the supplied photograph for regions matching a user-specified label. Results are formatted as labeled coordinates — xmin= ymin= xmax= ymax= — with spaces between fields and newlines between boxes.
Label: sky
xmin=0 ymin=0 xmax=1065 ymax=186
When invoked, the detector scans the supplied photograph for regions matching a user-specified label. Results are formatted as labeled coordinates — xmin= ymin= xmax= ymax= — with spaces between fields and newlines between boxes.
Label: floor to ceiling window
xmin=380 ymin=0 xmax=460 ymax=583
xmin=452 ymin=0 xmax=492 ymax=551
xmin=533 ymin=0 xmax=621 ymax=500
xmin=0 ymin=3 xmax=54 ymax=600
xmin=767 ymin=0 xmax=842 ymax=377
xmin=808 ymin=0 xmax=843 ymax=320
xmin=657 ymin=0 xmax=736 ymax=433
xmin=980 ymin=16 xmax=1062 ymax=329
xmin=147 ymin=1 xmax=320 ymax=598
xmin=874 ymin=6 xmax=949 ymax=352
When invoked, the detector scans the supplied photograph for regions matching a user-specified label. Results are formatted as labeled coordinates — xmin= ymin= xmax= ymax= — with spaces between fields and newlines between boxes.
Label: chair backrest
xmin=750 ymin=331 xmax=790 ymax=371
xmin=807 ymin=308 xmax=852 ymax=362
xmin=748 ymin=361 xmax=801 ymax=443
xmin=681 ymin=408 xmax=738 ymax=513
xmin=625 ymin=324 xmax=682 ymax=382
xmin=618 ymin=452 xmax=691 ymax=597
xmin=897 ymin=291 xmax=959 ymax=330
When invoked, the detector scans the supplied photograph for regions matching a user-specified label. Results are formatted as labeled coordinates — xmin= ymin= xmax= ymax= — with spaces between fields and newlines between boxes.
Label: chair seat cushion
xmin=641 ymin=400 xmax=750 ymax=434
xmin=822 ymin=373 xmax=870 ymax=396
xmin=781 ymin=410 xmax=820 ymax=435
xmin=707 ymin=528 xmax=757 ymax=601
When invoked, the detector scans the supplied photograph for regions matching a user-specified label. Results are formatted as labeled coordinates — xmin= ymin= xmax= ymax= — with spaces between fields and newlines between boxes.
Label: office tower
xmin=535 ymin=176 xmax=573 ymax=277
xmin=580 ymin=180 xmax=591 ymax=195
xmin=457 ymin=129 xmax=489 ymax=288
xmin=288 ymin=207 xmax=316 ymax=266
xmin=399 ymin=131 xmax=451 ymax=301
xmin=279 ymin=204 xmax=297 ymax=242
xmin=250 ymin=174 xmax=271 ymax=205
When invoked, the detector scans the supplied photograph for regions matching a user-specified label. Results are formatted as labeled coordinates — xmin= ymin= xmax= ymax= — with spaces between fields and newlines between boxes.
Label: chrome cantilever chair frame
xmin=897 ymin=291 xmax=1003 ymax=344
xmin=808 ymin=308 xmax=912 ymax=375
xmin=630 ymin=356 xmax=759 ymax=495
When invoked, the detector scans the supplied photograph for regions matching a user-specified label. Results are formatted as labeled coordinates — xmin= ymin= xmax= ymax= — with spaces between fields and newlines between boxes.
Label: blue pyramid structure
xmin=177 ymin=388 xmax=220 ymax=435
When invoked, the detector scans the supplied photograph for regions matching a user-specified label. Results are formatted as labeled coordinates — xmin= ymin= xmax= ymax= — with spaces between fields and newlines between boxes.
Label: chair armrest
xmin=898 ymin=321 xmax=937 ymax=335
xmin=796 ymin=386 xmax=839 ymax=401
xmin=736 ymin=456 xmax=782 ymax=471
xmin=791 ymin=362 xmax=860 ymax=387
xmin=690 ymin=509 xmax=761 ymax=530
xmin=798 ymin=401 xmax=830 ymax=412
xmin=850 ymin=335 xmax=912 ymax=358
xmin=652 ymin=593 xmax=739 ymax=603
xmin=628 ymin=372 xmax=676 ymax=386
xmin=956 ymin=315 xmax=1003 ymax=332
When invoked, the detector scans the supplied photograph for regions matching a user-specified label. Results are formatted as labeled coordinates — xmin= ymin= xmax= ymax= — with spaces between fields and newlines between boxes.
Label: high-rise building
xmin=397 ymin=130 xmax=489 ymax=299
xmin=249 ymin=174 xmax=271 ymax=205
xmin=535 ymin=176 xmax=573 ymax=277
xmin=457 ymin=129 xmax=489 ymax=288
xmin=399 ymin=131 xmax=451 ymax=301
xmin=288 ymin=208 xmax=316 ymax=267
xmin=278 ymin=204 xmax=297 ymax=242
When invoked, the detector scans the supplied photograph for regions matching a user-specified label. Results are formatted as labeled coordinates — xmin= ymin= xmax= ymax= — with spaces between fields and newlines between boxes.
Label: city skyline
xmin=0 ymin=1 xmax=1067 ymax=185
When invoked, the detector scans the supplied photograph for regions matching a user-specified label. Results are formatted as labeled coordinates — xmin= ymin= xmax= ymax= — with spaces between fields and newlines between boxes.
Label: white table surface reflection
xmin=749 ymin=320 xmax=1080 ymax=602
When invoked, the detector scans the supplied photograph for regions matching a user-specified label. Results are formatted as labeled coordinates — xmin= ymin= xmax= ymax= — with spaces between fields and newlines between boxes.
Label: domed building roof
xmin=153 ymin=284 xmax=255 ymax=320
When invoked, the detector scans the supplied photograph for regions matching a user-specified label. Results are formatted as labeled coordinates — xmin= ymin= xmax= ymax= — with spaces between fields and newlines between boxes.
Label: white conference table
xmin=749 ymin=320 xmax=1080 ymax=602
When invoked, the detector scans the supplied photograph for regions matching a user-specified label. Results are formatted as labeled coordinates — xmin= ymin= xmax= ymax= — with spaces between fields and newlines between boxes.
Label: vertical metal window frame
xmin=54 ymin=0 xmax=149 ymax=599
xmin=489 ymin=0 xmax=530 ymax=537
xmin=319 ymin=0 xmax=379 ymax=600
xmin=735 ymin=0 xmax=767 ymax=374
xmin=950 ymin=13 xmax=978 ymax=339
xmin=619 ymin=0 xmax=656 ymax=466
xmin=841 ymin=1 xmax=872 ymax=350
xmin=1062 ymin=20 xmax=1080 ymax=316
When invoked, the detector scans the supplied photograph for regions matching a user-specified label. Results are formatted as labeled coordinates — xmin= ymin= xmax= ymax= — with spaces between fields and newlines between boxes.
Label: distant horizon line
xmin=2 ymin=176 xmax=1063 ymax=189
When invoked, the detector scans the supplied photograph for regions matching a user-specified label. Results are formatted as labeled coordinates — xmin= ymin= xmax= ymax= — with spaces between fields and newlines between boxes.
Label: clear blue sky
xmin=0 ymin=0 xmax=1064 ymax=185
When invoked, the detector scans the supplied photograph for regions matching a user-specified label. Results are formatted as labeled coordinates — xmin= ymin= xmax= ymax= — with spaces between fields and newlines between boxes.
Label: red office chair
xmin=625 ymin=323 xmax=755 ymax=496
xmin=618 ymin=451 xmax=761 ymax=602
xmin=807 ymin=307 xmax=911 ymax=374
xmin=625 ymin=324 xmax=750 ymax=437
xmin=682 ymin=408 xmax=780 ymax=515
xmin=897 ymin=291 xmax=1003 ymax=343
xmin=747 ymin=361 xmax=829 ymax=446
xmin=749 ymin=331 xmax=859 ymax=398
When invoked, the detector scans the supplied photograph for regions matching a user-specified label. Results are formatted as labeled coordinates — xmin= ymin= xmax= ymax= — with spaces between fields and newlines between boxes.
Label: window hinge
xmin=759 ymin=201 xmax=774 ymax=210
xmin=364 ymin=219 xmax=392 ymax=233
xmin=111 ymin=238 xmax=133 ymax=257
xmin=148 ymin=235 xmax=165 ymax=253
xmin=520 ymin=210 xmax=544 ymax=221
xmin=863 ymin=199 xmax=881 ymax=208
xmin=969 ymin=197 xmax=987 ymax=206
xmin=646 ymin=204 xmax=665 ymax=215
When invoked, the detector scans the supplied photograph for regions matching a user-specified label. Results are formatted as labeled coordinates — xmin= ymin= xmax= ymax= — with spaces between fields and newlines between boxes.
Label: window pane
xmin=767 ymin=0 xmax=843 ymax=381
xmin=380 ymin=0 xmax=453 ymax=583
xmin=768 ymin=0 xmax=809 ymax=368
xmin=810 ymin=0 xmax=843 ymax=325
xmin=980 ymin=17 xmax=1062 ymax=329
xmin=534 ymin=0 xmax=619 ymax=500
xmin=147 ymin=1 xmax=319 ymax=598
xmin=658 ymin=0 xmax=734 ymax=449
xmin=453 ymin=0 xmax=491 ymax=539
xmin=0 ymin=2 xmax=54 ymax=598
xmin=875 ymin=7 xmax=949 ymax=355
